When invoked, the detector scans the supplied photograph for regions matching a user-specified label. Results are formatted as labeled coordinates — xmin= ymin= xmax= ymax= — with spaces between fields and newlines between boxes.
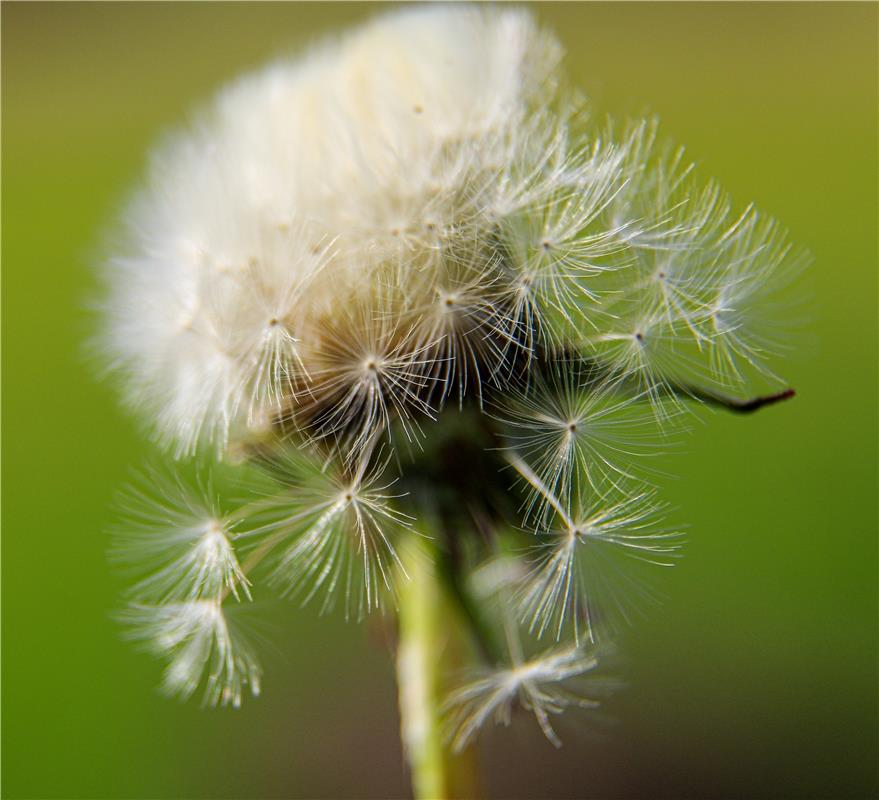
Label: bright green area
xmin=2 ymin=3 xmax=876 ymax=798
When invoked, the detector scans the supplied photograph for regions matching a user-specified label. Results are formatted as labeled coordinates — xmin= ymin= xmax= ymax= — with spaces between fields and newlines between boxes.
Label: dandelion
xmin=98 ymin=5 xmax=801 ymax=796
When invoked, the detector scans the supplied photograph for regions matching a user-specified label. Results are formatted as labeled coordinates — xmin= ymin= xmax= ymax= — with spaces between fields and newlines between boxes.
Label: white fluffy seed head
xmin=103 ymin=5 xmax=801 ymax=728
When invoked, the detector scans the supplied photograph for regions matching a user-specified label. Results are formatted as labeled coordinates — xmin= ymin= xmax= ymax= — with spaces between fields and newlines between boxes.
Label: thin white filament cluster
xmin=102 ymin=6 xmax=800 ymax=739
xmin=247 ymin=449 xmax=413 ymax=618
xmin=444 ymin=644 xmax=603 ymax=751
xmin=516 ymin=486 xmax=683 ymax=644
xmin=121 ymin=601 xmax=260 ymax=708
xmin=494 ymin=362 xmax=668 ymax=524
xmin=112 ymin=470 xmax=259 ymax=706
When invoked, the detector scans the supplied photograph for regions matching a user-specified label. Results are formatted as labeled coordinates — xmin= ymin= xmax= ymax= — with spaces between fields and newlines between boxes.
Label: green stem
xmin=396 ymin=534 xmax=478 ymax=800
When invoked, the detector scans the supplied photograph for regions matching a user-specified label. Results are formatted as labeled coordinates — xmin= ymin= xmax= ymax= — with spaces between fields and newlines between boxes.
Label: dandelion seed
xmin=445 ymin=642 xmax=606 ymax=751
xmin=121 ymin=600 xmax=261 ymax=707
xmin=293 ymin=296 xmax=438 ymax=462
xmin=516 ymin=488 xmax=684 ymax=643
xmin=111 ymin=468 xmax=250 ymax=602
xmin=407 ymin=252 xmax=516 ymax=406
xmin=242 ymin=447 xmax=413 ymax=618
xmin=496 ymin=359 xmax=669 ymax=524
xmin=707 ymin=208 xmax=805 ymax=387
xmin=496 ymin=131 xmax=631 ymax=343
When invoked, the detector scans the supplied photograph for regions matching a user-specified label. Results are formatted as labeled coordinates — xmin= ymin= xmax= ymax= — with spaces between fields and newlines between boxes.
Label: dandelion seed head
xmin=101 ymin=5 xmax=800 ymax=732
xmin=100 ymin=5 xmax=796 ymax=455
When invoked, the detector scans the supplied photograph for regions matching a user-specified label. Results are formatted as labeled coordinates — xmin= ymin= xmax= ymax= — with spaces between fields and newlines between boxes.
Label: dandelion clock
xmin=98 ymin=6 xmax=802 ymax=797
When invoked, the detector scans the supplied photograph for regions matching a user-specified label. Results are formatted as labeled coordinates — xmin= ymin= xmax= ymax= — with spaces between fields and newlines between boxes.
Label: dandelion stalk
xmin=396 ymin=534 xmax=479 ymax=800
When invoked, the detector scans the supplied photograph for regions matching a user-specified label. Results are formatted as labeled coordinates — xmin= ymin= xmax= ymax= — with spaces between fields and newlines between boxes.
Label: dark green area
xmin=3 ymin=3 xmax=876 ymax=798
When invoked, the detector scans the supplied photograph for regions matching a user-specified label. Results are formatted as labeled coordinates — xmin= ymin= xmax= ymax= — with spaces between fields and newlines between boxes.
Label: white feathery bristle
xmin=121 ymin=600 xmax=261 ymax=707
xmin=707 ymin=207 xmax=804 ymax=386
xmin=240 ymin=448 xmax=413 ymax=619
xmin=112 ymin=468 xmax=250 ymax=602
xmin=496 ymin=361 xmax=669 ymax=526
xmin=517 ymin=487 xmax=684 ymax=643
xmin=444 ymin=643 xmax=605 ymax=751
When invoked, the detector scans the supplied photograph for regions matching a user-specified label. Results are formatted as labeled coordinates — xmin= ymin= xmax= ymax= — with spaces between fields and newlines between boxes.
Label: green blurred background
xmin=2 ymin=3 xmax=876 ymax=798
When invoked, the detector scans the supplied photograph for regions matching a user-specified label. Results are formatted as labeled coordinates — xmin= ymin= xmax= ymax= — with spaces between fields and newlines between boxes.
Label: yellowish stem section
xmin=396 ymin=535 xmax=478 ymax=800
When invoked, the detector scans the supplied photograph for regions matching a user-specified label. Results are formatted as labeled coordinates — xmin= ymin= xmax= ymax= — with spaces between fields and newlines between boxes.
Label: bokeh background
xmin=3 ymin=3 xmax=877 ymax=798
